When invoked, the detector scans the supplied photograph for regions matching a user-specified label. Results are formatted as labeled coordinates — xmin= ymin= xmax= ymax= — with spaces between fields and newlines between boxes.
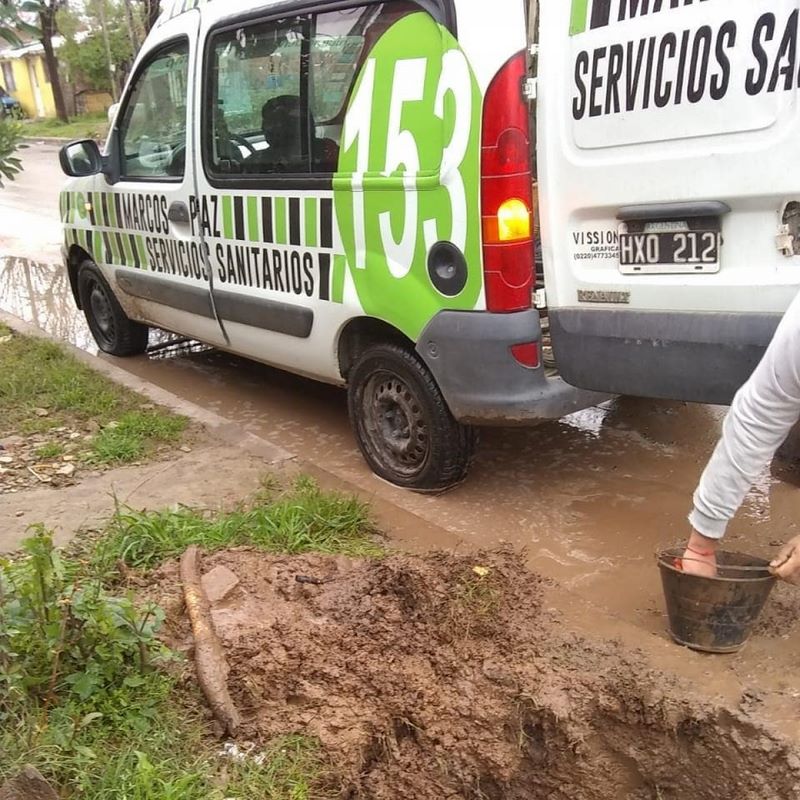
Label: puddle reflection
xmin=0 ymin=257 xmax=210 ymax=361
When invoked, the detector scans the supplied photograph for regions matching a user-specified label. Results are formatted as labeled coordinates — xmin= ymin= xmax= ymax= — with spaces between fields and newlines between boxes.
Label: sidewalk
xmin=0 ymin=310 xmax=295 ymax=553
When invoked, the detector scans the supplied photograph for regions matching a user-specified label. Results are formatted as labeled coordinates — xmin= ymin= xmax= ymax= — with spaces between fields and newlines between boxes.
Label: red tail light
xmin=481 ymin=51 xmax=534 ymax=313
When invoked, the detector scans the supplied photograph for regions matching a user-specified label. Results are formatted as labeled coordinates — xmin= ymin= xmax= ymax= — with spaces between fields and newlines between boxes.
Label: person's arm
xmin=684 ymin=290 xmax=800 ymax=577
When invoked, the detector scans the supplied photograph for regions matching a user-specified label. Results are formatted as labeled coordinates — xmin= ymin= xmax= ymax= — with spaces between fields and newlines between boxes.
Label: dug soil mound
xmin=148 ymin=550 xmax=800 ymax=800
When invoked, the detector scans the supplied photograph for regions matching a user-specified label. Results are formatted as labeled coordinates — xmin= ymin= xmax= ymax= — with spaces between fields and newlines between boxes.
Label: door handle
xmin=168 ymin=201 xmax=192 ymax=225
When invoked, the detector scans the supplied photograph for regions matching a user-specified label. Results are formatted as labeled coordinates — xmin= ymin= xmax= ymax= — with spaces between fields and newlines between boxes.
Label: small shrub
xmin=0 ymin=528 xmax=165 ymax=713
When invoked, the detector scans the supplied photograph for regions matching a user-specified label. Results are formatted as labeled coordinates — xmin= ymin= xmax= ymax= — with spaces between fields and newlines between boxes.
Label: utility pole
xmin=97 ymin=0 xmax=118 ymax=101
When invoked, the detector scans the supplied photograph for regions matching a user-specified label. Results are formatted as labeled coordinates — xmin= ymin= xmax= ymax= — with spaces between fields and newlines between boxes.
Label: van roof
xmin=156 ymin=0 xmax=457 ymax=31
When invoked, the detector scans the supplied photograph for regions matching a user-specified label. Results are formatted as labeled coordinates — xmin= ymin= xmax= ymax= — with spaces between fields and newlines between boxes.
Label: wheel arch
xmin=336 ymin=316 xmax=415 ymax=382
xmin=66 ymin=244 xmax=93 ymax=310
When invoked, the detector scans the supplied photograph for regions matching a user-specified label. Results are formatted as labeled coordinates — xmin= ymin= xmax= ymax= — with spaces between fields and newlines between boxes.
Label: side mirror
xmin=59 ymin=139 xmax=104 ymax=178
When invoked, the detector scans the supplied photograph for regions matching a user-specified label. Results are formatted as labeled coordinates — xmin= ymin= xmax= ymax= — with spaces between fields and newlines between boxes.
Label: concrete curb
xmin=0 ymin=308 xmax=296 ymax=469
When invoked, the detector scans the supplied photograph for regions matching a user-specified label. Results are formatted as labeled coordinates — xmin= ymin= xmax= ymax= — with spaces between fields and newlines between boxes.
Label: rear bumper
xmin=416 ymin=309 xmax=610 ymax=425
xmin=549 ymin=308 xmax=784 ymax=406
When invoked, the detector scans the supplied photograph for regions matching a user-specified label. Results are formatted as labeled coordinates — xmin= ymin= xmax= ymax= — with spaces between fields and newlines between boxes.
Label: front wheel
xmin=77 ymin=260 xmax=149 ymax=356
xmin=347 ymin=343 xmax=477 ymax=492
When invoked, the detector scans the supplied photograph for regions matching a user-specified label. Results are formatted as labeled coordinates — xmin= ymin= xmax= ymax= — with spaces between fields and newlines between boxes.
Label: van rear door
xmin=537 ymin=0 xmax=800 ymax=405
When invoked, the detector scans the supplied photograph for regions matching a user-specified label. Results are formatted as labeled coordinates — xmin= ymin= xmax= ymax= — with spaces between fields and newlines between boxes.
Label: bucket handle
xmin=657 ymin=551 xmax=774 ymax=577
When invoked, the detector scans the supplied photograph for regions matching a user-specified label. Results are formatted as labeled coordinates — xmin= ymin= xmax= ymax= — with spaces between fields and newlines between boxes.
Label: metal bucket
xmin=658 ymin=549 xmax=777 ymax=654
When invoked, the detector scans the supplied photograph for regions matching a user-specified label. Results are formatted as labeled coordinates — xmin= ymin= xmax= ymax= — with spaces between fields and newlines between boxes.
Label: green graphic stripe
xmin=274 ymin=197 xmax=287 ymax=245
xmin=109 ymin=193 xmax=118 ymax=228
xmin=105 ymin=231 xmax=117 ymax=264
xmin=247 ymin=196 xmax=259 ymax=242
xmin=98 ymin=193 xmax=108 ymax=227
xmin=120 ymin=233 xmax=129 ymax=267
xmin=128 ymin=234 xmax=137 ymax=267
xmin=136 ymin=235 xmax=148 ymax=269
xmin=570 ymin=0 xmax=589 ymax=36
xmin=304 ymin=197 xmax=318 ymax=248
xmin=115 ymin=233 xmax=125 ymax=265
xmin=332 ymin=255 xmax=346 ymax=304
xmin=94 ymin=192 xmax=104 ymax=226
xmin=222 ymin=196 xmax=234 ymax=240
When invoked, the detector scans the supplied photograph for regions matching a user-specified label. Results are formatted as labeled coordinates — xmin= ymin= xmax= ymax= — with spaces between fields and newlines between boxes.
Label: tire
xmin=347 ymin=342 xmax=478 ymax=492
xmin=77 ymin=260 xmax=149 ymax=356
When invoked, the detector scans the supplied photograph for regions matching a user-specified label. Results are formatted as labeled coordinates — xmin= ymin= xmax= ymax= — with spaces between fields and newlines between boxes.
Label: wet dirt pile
xmin=148 ymin=550 xmax=800 ymax=800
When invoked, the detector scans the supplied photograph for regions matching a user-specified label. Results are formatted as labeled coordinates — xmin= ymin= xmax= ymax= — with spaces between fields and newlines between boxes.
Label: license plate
xmin=619 ymin=228 xmax=721 ymax=275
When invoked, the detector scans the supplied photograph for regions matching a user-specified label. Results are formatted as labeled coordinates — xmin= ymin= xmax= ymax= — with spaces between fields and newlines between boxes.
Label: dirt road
xmin=3 ymin=144 xmax=800 ymax=745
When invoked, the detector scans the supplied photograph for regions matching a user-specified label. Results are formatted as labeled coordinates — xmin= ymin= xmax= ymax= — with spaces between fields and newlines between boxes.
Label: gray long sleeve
xmin=690 ymin=291 xmax=800 ymax=539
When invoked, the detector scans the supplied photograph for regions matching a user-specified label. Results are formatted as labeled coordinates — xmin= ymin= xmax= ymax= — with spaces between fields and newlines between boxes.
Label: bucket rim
xmin=657 ymin=548 xmax=777 ymax=584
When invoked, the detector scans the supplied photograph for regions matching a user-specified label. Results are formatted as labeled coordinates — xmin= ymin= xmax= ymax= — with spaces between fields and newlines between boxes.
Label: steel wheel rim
xmin=87 ymin=277 xmax=116 ymax=348
xmin=360 ymin=371 xmax=429 ymax=479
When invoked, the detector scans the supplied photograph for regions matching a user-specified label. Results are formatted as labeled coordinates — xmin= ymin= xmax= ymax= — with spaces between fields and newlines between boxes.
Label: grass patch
xmin=449 ymin=564 xmax=502 ymax=639
xmin=91 ymin=411 xmax=187 ymax=465
xmin=0 ymin=328 xmax=187 ymax=466
xmin=93 ymin=476 xmax=382 ymax=574
xmin=1 ymin=655 xmax=333 ymax=800
xmin=35 ymin=442 xmax=66 ymax=459
xmin=0 ymin=477 xmax=376 ymax=798
xmin=22 ymin=112 xmax=109 ymax=141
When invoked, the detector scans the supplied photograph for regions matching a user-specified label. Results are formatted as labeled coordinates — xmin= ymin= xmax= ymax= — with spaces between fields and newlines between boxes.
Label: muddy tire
xmin=347 ymin=343 xmax=477 ymax=492
xmin=77 ymin=260 xmax=149 ymax=356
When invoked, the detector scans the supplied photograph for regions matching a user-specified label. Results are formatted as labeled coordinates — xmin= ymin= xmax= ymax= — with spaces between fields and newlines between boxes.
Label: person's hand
xmin=770 ymin=536 xmax=800 ymax=585
xmin=680 ymin=530 xmax=719 ymax=578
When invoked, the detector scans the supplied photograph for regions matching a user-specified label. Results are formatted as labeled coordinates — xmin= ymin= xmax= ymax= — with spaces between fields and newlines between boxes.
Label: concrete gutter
xmin=0 ymin=308 xmax=296 ymax=468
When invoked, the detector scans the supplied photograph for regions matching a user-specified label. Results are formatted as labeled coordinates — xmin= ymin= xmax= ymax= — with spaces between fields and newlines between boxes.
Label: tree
xmin=38 ymin=0 xmax=69 ymax=122
xmin=141 ymin=0 xmax=158 ymax=34
xmin=0 ymin=117 xmax=24 ymax=187
xmin=0 ymin=0 xmax=40 ymax=47
xmin=58 ymin=2 xmax=135 ymax=96
xmin=0 ymin=1 xmax=33 ymax=186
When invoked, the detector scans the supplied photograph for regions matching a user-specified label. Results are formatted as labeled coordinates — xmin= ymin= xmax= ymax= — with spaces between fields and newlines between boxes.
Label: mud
xmin=150 ymin=550 xmax=800 ymax=800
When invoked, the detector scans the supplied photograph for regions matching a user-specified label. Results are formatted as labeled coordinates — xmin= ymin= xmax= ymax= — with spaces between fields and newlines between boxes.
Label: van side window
xmin=205 ymin=2 xmax=421 ymax=179
xmin=118 ymin=42 xmax=189 ymax=180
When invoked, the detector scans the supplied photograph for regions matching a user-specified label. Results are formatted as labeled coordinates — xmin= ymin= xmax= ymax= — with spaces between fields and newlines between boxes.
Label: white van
xmin=59 ymin=0 xmax=800 ymax=491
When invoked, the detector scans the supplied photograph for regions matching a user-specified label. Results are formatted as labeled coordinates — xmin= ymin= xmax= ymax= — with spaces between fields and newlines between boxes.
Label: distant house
xmin=0 ymin=38 xmax=61 ymax=119
xmin=0 ymin=34 xmax=115 ymax=119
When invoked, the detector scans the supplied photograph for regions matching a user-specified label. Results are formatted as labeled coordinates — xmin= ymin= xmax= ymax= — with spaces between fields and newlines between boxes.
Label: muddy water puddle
xmin=3 ymin=257 xmax=800 ymax=732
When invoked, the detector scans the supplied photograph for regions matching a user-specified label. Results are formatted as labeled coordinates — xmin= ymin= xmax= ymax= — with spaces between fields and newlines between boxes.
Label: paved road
xmin=3 ymin=144 xmax=800 ymax=734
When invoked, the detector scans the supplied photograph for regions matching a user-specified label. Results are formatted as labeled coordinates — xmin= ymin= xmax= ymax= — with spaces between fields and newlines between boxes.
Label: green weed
xmin=34 ymin=442 xmax=66 ymax=460
xmin=449 ymin=565 xmax=502 ymax=639
xmin=0 ymin=528 xmax=166 ymax=709
xmin=93 ymin=476 xmax=382 ymax=574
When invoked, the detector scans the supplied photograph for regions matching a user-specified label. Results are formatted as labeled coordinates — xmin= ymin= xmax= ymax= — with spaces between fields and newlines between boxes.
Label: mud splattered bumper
xmin=416 ymin=309 xmax=610 ymax=425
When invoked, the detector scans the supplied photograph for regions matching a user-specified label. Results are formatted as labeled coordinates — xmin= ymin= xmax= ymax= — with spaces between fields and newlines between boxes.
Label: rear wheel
xmin=77 ymin=260 xmax=149 ymax=356
xmin=347 ymin=343 xmax=477 ymax=492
